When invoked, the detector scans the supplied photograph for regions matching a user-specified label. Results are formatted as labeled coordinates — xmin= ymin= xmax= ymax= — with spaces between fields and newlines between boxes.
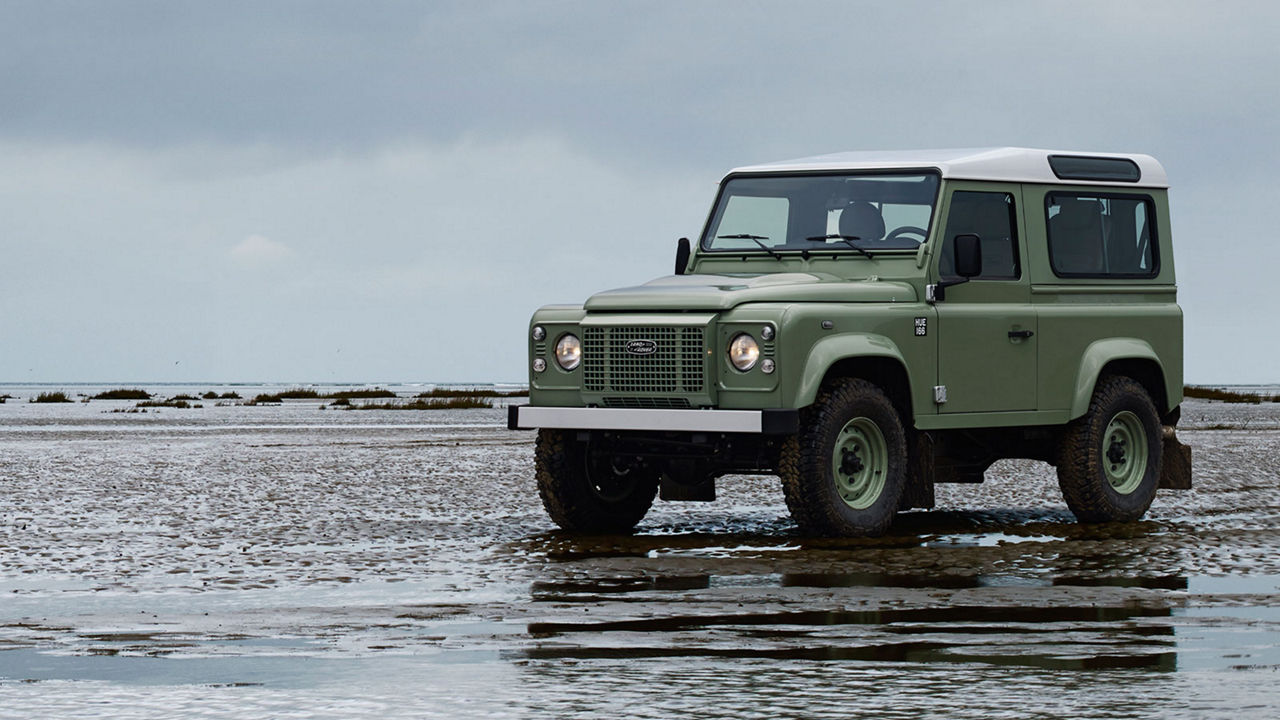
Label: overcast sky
xmin=1 ymin=1 xmax=1276 ymax=383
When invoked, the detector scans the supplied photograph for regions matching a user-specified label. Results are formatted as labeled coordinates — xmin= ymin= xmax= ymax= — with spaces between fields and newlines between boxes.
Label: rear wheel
xmin=1057 ymin=376 xmax=1162 ymax=522
xmin=535 ymin=429 xmax=658 ymax=533
xmin=779 ymin=378 xmax=907 ymax=537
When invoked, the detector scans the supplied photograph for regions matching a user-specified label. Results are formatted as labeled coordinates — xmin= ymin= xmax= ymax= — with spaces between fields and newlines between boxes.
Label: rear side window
xmin=1046 ymin=192 xmax=1158 ymax=277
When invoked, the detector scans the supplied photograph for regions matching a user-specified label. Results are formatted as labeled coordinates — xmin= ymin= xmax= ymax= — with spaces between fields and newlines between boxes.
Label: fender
xmin=793 ymin=333 xmax=908 ymax=408
xmin=1069 ymin=338 xmax=1166 ymax=419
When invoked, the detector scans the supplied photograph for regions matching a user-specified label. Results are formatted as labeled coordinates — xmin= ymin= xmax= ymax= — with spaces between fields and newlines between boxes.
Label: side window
xmin=940 ymin=191 xmax=1020 ymax=279
xmin=1046 ymin=193 xmax=1157 ymax=277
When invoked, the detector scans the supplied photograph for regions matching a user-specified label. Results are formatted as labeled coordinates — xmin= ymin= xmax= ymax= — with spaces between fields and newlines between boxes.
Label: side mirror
xmin=675 ymin=237 xmax=691 ymax=275
xmin=926 ymin=234 xmax=983 ymax=303
xmin=953 ymin=233 xmax=982 ymax=278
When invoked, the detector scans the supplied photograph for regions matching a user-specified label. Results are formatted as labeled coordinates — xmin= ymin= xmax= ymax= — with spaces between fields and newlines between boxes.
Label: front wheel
xmin=779 ymin=378 xmax=907 ymax=537
xmin=535 ymin=429 xmax=659 ymax=533
xmin=1057 ymin=376 xmax=1162 ymax=523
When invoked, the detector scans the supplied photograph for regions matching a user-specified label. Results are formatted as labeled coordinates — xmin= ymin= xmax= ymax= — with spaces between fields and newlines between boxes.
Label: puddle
xmin=511 ymin=643 xmax=1179 ymax=671
xmin=0 ymin=646 xmax=503 ymax=687
xmin=529 ymin=571 xmax=1191 ymax=598
xmin=525 ymin=569 xmax=1278 ymax=603
xmin=1187 ymin=575 xmax=1280 ymax=594
xmin=1052 ymin=575 xmax=1188 ymax=590
xmin=927 ymin=532 xmax=1062 ymax=548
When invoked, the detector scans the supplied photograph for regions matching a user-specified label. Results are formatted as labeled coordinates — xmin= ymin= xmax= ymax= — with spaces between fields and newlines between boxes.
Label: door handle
xmin=1008 ymin=330 xmax=1035 ymax=339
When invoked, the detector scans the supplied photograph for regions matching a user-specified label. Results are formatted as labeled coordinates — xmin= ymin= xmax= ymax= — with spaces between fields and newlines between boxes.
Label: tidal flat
xmin=0 ymin=395 xmax=1277 ymax=718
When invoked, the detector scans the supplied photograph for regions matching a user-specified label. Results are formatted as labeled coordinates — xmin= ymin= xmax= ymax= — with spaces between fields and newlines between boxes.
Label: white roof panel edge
xmin=727 ymin=147 xmax=1169 ymax=188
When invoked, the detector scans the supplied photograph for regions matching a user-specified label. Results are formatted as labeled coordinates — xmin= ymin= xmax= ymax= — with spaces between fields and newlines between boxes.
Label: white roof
xmin=728 ymin=147 xmax=1168 ymax=188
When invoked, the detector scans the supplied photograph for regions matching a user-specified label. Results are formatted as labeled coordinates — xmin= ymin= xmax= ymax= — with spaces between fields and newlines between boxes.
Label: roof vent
xmin=1048 ymin=155 xmax=1141 ymax=183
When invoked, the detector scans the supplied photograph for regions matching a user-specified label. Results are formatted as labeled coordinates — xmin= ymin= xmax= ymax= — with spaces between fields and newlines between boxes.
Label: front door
xmin=934 ymin=186 xmax=1037 ymax=413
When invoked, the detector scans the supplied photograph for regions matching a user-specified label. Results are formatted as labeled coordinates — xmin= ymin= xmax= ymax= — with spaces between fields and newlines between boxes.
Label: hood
xmin=583 ymin=273 xmax=917 ymax=311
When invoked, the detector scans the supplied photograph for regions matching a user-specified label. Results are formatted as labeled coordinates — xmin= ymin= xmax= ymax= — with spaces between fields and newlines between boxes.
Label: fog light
xmin=761 ymin=358 xmax=776 ymax=374
xmin=761 ymin=325 xmax=775 ymax=341
xmin=532 ymin=326 xmax=546 ymax=341
xmin=533 ymin=358 xmax=547 ymax=373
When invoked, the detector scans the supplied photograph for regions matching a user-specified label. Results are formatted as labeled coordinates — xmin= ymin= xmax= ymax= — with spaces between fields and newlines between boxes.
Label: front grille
xmin=583 ymin=326 xmax=705 ymax=394
xmin=602 ymin=396 xmax=692 ymax=409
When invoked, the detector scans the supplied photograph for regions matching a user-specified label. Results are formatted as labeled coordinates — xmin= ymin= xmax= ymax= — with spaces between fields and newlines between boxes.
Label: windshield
xmin=701 ymin=172 xmax=940 ymax=253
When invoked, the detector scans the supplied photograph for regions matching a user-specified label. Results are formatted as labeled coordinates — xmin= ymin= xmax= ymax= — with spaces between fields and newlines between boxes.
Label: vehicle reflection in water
xmin=522 ymin=567 xmax=1182 ymax=672
xmin=513 ymin=521 xmax=1276 ymax=686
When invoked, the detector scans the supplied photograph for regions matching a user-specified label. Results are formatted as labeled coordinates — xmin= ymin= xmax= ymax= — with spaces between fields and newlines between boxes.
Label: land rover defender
xmin=510 ymin=147 xmax=1193 ymax=536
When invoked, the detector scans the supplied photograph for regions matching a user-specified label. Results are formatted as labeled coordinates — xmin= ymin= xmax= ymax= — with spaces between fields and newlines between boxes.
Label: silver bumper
xmin=507 ymin=405 xmax=799 ymax=434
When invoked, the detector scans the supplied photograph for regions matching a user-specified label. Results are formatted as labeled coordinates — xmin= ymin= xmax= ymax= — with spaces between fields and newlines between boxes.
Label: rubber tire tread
xmin=1057 ymin=375 xmax=1162 ymax=523
xmin=535 ymin=428 xmax=658 ymax=533
xmin=779 ymin=378 xmax=907 ymax=537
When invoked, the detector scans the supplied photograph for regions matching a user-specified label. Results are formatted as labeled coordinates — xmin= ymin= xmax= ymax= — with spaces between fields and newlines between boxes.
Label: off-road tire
xmin=779 ymin=378 xmax=908 ymax=537
xmin=1057 ymin=376 xmax=1162 ymax=523
xmin=535 ymin=429 xmax=659 ymax=533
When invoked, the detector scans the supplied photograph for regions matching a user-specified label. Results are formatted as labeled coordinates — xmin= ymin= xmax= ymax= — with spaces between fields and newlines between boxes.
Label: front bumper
xmin=508 ymin=405 xmax=799 ymax=434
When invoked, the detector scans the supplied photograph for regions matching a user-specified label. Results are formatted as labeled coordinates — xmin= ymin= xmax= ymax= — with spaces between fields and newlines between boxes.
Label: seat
xmin=839 ymin=201 xmax=885 ymax=242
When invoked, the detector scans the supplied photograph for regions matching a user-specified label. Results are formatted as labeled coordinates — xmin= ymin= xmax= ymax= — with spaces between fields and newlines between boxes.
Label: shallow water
xmin=0 ymin=397 xmax=1277 ymax=718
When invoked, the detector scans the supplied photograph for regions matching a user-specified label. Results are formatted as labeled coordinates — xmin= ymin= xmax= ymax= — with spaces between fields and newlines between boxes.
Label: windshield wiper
xmin=718 ymin=234 xmax=783 ymax=261
xmin=805 ymin=234 xmax=872 ymax=259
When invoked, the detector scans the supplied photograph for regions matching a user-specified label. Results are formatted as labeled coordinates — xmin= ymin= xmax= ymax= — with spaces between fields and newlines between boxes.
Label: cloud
xmin=230 ymin=234 xmax=294 ymax=267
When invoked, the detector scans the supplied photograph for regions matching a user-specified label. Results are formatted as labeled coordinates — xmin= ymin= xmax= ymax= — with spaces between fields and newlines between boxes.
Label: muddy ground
xmin=0 ymin=397 xmax=1277 ymax=718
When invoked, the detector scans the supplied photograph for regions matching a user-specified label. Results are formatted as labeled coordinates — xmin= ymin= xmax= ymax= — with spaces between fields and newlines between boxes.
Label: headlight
xmin=555 ymin=334 xmax=582 ymax=370
xmin=728 ymin=333 xmax=759 ymax=371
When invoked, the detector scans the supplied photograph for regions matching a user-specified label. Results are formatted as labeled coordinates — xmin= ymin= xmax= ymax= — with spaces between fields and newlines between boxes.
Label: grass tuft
xmin=1183 ymin=386 xmax=1273 ymax=404
xmin=137 ymin=399 xmax=193 ymax=409
xmin=246 ymin=393 xmax=283 ymax=405
xmin=346 ymin=397 xmax=492 ymax=410
xmin=92 ymin=388 xmax=152 ymax=400
xmin=327 ymin=388 xmax=397 ymax=399
xmin=415 ymin=388 xmax=528 ymax=399
xmin=32 ymin=391 xmax=73 ymax=403
xmin=278 ymin=388 xmax=322 ymax=399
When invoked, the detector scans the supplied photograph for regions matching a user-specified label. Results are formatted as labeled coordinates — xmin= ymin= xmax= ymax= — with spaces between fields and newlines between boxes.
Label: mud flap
xmin=660 ymin=475 xmax=716 ymax=501
xmin=1158 ymin=426 xmax=1193 ymax=490
xmin=899 ymin=432 xmax=937 ymax=510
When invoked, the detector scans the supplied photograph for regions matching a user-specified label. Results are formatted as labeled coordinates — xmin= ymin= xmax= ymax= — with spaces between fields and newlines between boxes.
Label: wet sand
xmin=1 ymin=398 xmax=1277 ymax=718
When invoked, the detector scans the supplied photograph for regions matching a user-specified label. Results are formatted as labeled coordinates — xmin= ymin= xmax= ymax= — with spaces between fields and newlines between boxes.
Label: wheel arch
xmin=1070 ymin=338 xmax=1172 ymax=419
xmin=794 ymin=334 xmax=913 ymax=421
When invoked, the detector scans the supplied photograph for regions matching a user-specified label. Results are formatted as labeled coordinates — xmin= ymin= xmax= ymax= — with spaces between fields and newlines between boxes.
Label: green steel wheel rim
xmin=831 ymin=416 xmax=888 ymax=510
xmin=1102 ymin=410 xmax=1148 ymax=495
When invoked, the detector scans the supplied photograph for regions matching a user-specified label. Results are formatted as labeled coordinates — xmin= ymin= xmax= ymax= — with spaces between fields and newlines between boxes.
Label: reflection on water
xmin=521 ymin=596 xmax=1179 ymax=671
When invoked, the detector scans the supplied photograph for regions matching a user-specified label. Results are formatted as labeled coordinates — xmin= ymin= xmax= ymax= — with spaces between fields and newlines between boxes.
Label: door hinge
xmin=933 ymin=385 xmax=947 ymax=404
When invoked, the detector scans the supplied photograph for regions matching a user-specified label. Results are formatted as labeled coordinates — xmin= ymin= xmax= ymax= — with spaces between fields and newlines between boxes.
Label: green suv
xmin=510 ymin=148 xmax=1193 ymax=536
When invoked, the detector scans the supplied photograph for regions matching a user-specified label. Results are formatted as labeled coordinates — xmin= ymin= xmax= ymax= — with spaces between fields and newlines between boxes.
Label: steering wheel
xmin=884 ymin=226 xmax=928 ymax=243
